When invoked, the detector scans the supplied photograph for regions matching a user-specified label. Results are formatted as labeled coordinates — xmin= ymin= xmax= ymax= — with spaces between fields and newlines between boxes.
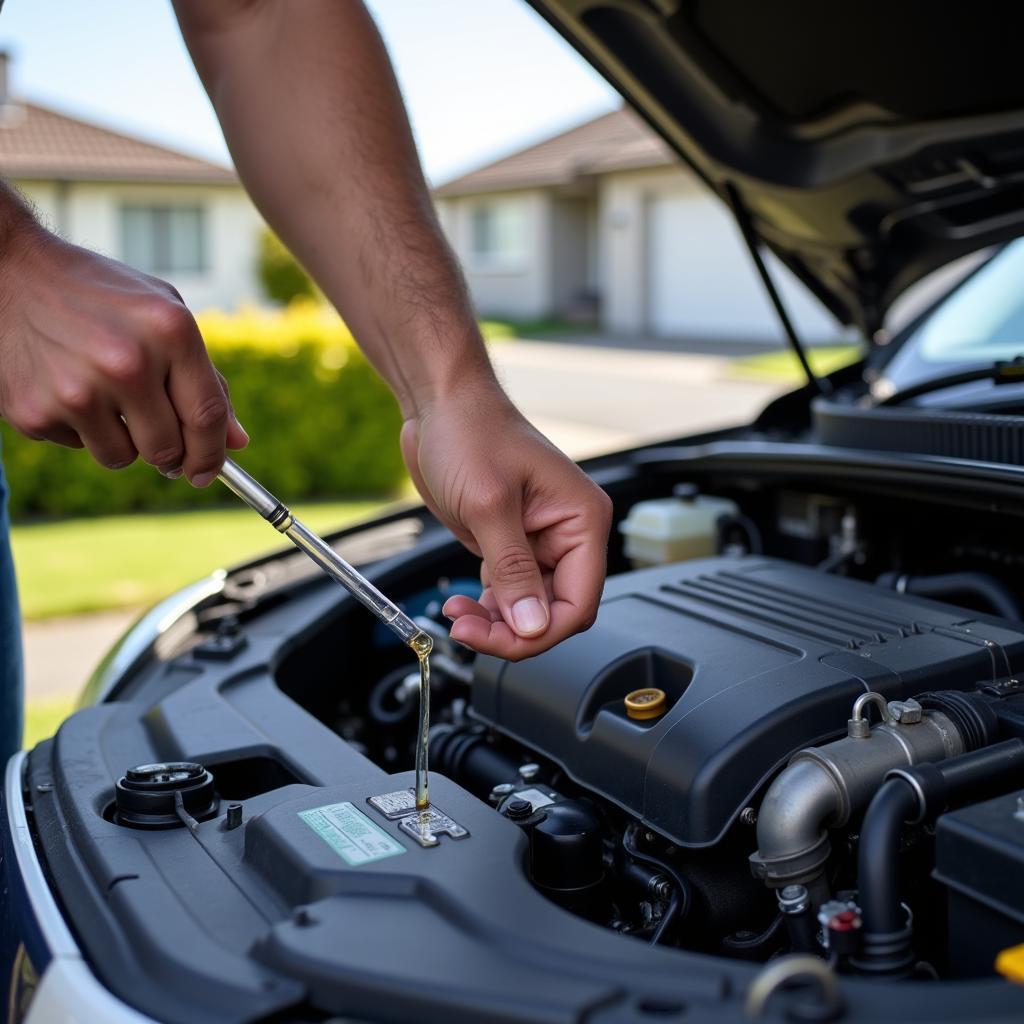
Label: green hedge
xmin=1 ymin=302 xmax=406 ymax=520
xmin=256 ymin=228 xmax=318 ymax=305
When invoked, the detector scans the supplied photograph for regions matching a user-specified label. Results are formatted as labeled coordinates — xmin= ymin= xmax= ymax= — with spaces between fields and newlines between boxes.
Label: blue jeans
xmin=0 ymin=454 xmax=22 ymax=761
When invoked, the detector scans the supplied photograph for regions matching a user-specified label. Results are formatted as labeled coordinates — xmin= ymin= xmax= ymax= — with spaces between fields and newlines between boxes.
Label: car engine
xmin=427 ymin=552 xmax=1024 ymax=973
xmin=21 ymin=476 xmax=1024 ymax=1022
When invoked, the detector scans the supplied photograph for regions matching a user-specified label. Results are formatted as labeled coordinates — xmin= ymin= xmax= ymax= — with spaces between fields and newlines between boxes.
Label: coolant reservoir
xmin=619 ymin=489 xmax=738 ymax=567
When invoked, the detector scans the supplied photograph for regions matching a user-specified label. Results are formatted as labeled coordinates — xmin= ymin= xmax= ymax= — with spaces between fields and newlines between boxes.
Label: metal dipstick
xmin=217 ymin=458 xmax=422 ymax=646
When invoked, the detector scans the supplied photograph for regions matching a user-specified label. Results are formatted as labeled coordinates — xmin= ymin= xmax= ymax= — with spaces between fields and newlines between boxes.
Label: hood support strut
xmin=726 ymin=183 xmax=830 ymax=397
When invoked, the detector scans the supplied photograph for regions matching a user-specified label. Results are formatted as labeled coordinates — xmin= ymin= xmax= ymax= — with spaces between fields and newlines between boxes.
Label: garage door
xmin=646 ymin=190 xmax=838 ymax=342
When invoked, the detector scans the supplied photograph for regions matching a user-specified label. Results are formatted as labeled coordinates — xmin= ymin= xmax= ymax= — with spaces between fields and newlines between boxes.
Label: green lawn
xmin=480 ymin=316 xmax=595 ymax=341
xmin=729 ymin=345 xmax=863 ymax=382
xmin=11 ymin=499 xmax=391 ymax=620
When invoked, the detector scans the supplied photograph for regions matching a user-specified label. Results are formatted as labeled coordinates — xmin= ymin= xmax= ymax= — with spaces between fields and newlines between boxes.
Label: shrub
xmin=256 ymin=228 xmax=317 ymax=304
xmin=1 ymin=301 xmax=407 ymax=520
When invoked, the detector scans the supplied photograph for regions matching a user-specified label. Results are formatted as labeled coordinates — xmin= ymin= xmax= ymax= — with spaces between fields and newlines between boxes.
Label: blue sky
xmin=0 ymin=0 xmax=620 ymax=184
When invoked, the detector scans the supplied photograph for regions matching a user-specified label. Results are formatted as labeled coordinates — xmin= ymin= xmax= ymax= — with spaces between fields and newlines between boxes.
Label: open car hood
xmin=528 ymin=0 xmax=1024 ymax=338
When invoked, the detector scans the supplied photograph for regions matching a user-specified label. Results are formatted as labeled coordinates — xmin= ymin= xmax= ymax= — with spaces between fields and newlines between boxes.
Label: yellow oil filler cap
xmin=624 ymin=688 xmax=667 ymax=721
xmin=996 ymin=943 xmax=1024 ymax=984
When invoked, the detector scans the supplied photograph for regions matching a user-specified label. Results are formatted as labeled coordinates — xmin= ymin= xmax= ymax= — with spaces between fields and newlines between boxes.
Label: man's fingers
xmin=447 ymin=600 xmax=584 ymax=661
xmin=74 ymin=410 xmax=138 ymax=470
xmin=468 ymin=504 xmax=550 ymax=639
xmin=29 ymin=423 xmax=83 ymax=449
xmin=442 ymin=593 xmax=499 ymax=623
xmin=215 ymin=370 xmax=249 ymax=451
xmin=537 ymin=517 xmax=608 ymax=633
xmin=122 ymin=393 xmax=185 ymax=477
xmin=167 ymin=343 xmax=230 ymax=487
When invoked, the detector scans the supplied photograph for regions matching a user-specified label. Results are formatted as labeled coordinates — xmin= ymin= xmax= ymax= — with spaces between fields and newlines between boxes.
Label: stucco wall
xmin=15 ymin=179 xmax=264 ymax=312
xmin=436 ymin=189 xmax=552 ymax=320
xmin=597 ymin=166 xmax=843 ymax=342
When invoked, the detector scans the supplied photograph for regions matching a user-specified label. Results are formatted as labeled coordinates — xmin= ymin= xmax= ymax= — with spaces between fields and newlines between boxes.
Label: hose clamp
xmin=884 ymin=768 xmax=928 ymax=825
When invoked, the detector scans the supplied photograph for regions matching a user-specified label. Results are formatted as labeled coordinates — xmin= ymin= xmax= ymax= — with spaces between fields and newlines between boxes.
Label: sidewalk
xmin=23 ymin=607 xmax=138 ymax=702
xmin=22 ymin=339 xmax=786 ymax=702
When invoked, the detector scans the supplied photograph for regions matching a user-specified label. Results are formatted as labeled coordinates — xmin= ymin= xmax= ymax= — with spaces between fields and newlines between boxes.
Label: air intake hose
xmin=875 ymin=571 xmax=1022 ymax=621
xmin=855 ymin=738 xmax=1024 ymax=976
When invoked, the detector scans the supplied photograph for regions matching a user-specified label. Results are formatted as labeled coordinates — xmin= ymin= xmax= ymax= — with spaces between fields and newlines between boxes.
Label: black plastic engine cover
xmin=472 ymin=557 xmax=1024 ymax=848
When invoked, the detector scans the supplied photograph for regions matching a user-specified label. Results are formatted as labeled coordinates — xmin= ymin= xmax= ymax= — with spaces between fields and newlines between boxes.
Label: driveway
xmin=22 ymin=339 xmax=785 ymax=702
xmin=489 ymin=337 xmax=784 ymax=457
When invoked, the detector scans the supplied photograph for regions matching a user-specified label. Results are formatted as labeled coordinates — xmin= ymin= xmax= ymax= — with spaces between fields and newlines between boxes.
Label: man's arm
xmin=0 ymin=181 xmax=247 ymax=484
xmin=174 ymin=0 xmax=611 ymax=659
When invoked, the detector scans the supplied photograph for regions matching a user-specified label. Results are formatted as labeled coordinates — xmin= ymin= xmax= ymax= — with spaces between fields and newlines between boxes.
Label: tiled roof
xmin=434 ymin=106 xmax=677 ymax=197
xmin=0 ymin=100 xmax=236 ymax=184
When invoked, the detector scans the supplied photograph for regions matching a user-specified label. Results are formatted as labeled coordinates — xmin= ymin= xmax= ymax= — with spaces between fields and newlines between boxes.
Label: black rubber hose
xmin=717 ymin=513 xmax=763 ymax=555
xmin=622 ymin=826 xmax=692 ymax=945
xmin=429 ymin=725 xmax=522 ymax=799
xmin=722 ymin=913 xmax=785 ymax=955
xmin=856 ymin=739 xmax=1024 ymax=975
xmin=933 ymin=737 xmax=1024 ymax=795
xmin=367 ymin=665 xmax=417 ymax=727
xmin=875 ymin=570 xmax=1022 ymax=621
xmin=857 ymin=780 xmax=919 ymax=938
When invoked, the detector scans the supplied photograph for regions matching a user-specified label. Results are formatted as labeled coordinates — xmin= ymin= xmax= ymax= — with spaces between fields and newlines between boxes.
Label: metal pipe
xmin=750 ymin=695 xmax=964 ymax=900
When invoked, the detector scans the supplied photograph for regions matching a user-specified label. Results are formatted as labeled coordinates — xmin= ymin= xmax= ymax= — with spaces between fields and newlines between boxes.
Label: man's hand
xmin=0 ymin=218 xmax=247 ymax=484
xmin=401 ymin=379 xmax=612 ymax=661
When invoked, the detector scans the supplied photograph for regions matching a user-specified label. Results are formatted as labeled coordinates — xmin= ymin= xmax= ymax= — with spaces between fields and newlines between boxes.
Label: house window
xmin=120 ymin=205 xmax=207 ymax=274
xmin=468 ymin=198 xmax=526 ymax=268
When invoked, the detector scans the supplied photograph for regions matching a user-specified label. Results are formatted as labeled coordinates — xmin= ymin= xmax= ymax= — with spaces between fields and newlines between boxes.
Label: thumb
xmin=474 ymin=514 xmax=550 ymax=639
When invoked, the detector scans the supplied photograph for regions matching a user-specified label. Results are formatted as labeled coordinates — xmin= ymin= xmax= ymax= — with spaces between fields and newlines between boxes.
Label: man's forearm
xmin=0 ymin=181 xmax=45 ymax=253
xmin=174 ymin=0 xmax=496 ymax=419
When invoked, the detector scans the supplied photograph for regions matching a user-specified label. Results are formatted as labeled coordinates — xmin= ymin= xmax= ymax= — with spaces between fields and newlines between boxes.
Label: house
xmin=0 ymin=54 xmax=263 ymax=312
xmin=435 ymin=106 xmax=841 ymax=344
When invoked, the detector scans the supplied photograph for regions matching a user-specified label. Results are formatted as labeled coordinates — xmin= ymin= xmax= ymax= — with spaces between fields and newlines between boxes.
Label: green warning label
xmin=299 ymin=801 xmax=407 ymax=866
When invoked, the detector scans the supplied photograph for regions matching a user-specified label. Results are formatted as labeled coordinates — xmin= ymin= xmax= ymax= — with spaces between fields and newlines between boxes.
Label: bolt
xmin=505 ymin=798 xmax=533 ymax=822
xmin=740 ymin=807 xmax=757 ymax=827
xmin=644 ymin=831 xmax=656 ymax=843
xmin=489 ymin=782 xmax=515 ymax=804
xmin=888 ymin=698 xmax=923 ymax=724
xmin=293 ymin=906 xmax=315 ymax=927
xmin=225 ymin=803 xmax=243 ymax=830
xmin=518 ymin=763 xmax=540 ymax=782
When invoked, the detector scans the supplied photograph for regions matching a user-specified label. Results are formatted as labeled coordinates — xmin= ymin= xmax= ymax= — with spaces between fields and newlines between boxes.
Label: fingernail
xmin=441 ymin=598 xmax=456 ymax=620
xmin=161 ymin=467 xmax=184 ymax=480
xmin=191 ymin=471 xmax=217 ymax=488
xmin=235 ymin=420 xmax=250 ymax=444
xmin=511 ymin=596 xmax=548 ymax=635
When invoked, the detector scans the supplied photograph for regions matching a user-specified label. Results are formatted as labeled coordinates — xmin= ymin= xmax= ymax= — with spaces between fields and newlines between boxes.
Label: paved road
xmin=22 ymin=340 xmax=784 ymax=701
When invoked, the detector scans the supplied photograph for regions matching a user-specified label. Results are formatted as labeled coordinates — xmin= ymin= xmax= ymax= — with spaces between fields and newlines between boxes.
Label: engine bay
xmin=20 ymin=454 xmax=1024 ymax=1023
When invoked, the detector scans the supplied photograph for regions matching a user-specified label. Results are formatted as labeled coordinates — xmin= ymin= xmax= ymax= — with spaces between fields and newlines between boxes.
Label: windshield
xmin=902 ymin=239 xmax=1024 ymax=365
